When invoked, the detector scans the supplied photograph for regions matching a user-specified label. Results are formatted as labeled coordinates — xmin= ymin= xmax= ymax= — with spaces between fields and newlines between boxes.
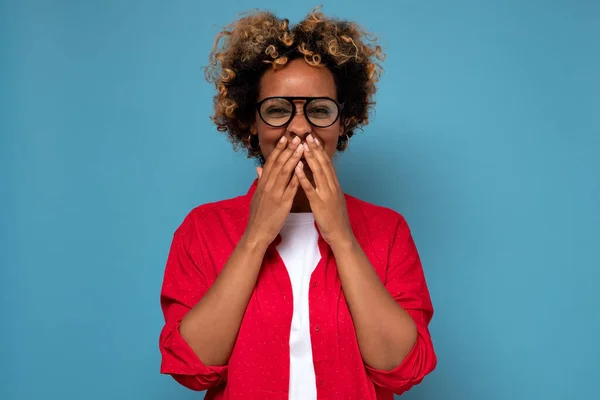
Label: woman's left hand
xmin=295 ymin=134 xmax=355 ymax=247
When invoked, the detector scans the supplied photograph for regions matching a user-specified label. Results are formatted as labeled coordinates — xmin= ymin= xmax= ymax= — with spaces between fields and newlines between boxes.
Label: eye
xmin=264 ymin=107 xmax=292 ymax=117
xmin=308 ymin=107 xmax=333 ymax=118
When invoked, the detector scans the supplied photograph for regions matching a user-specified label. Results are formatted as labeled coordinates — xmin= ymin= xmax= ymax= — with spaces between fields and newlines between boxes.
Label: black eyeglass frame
xmin=255 ymin=96 xmax=345 ymax=128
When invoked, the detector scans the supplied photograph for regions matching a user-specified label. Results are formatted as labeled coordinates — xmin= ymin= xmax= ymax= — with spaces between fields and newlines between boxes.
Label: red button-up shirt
xmin=159 ymin=180 xmax=436 ymax=399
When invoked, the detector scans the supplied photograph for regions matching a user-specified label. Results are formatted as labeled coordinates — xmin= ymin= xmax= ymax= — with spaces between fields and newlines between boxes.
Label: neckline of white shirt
xmin=283 ymin=212 xmax=315 ymax=225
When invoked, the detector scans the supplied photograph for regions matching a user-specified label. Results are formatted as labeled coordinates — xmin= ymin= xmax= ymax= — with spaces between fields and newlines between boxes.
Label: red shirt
xmin=159 ymin=180 xmax=436 ymax=399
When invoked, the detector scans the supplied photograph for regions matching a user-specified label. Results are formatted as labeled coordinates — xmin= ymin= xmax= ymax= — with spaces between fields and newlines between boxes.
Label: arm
xmin=178 ymin=233 xmax=269 ymax=365
xmin=159 ymin=227 xmax=267 ymax=390
xmin=330 ymin=235 xmax=418 ymax=371
xmin=296 ymin=134 xmax=436 ymax=394
xmin=332 ymin=218 xmax=437 ymax=394
xmin=159 ymin=136 xmax=303 ymax=390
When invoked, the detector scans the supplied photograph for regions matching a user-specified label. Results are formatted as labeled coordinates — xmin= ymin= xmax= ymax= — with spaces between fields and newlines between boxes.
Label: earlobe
xmin=338 ymin=120 xmax=345 ymax=137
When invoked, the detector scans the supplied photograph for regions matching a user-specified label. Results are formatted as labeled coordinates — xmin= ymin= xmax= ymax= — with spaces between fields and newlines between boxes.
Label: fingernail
xmin=279 ymin=136 xmax=287 ymax=143
xmin=314 ymin=137 xmax=320 ymax=146
xmin=303 ymin=143 xmax=310 ymax=152
xmin=307 ymin=135 xmax=314 ymax=142
xmin=292 ymin=136 xmax=300 ymax=144
xmin=295 ymin=144 xmax=303 ymax=153
xmin=298 ymin=160 xmax=303 ymax=168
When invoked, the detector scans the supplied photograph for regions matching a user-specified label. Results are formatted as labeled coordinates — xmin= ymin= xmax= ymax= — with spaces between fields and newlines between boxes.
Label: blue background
xmin=1 ymin=0 xmax=599 ymax=399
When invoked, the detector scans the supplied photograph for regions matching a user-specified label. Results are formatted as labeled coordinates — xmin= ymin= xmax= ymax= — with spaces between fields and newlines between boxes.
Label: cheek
xmin=324 ymin=140 xmax=337 ymax=155
xmin=257 ymin=126 xmax=286 ymax=159
xmin=258 ymin=138 xmax=274 ymax=159
xmin=318 ymin=126 xmax=342 ymax=156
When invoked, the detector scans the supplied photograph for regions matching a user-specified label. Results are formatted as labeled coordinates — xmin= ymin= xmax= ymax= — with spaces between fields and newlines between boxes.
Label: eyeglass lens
xmin=259 ymin=98 xmax=339 ymax=127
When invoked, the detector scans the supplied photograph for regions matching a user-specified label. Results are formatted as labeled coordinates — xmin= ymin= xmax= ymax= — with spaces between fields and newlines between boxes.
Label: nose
xmin=286 ymin=108 xmax=311 ymax=140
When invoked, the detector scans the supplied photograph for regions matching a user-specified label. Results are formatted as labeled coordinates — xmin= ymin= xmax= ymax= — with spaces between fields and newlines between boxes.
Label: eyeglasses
xmin=256 ymin=96 xmax=344 ymax=128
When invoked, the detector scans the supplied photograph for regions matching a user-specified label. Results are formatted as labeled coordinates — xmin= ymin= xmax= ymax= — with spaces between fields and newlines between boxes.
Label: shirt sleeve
xmin=158 ymin=223 xmax=228 ymax=391
xmin=365 ymin=215 xmax=437 ymax=395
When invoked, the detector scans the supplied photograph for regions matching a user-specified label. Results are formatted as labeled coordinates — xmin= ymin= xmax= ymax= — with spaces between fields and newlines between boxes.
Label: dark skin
xmin=180 ymin=58 xmax=417 ymax=371
xmin=252 ymin=59 xmax=344 ymax=214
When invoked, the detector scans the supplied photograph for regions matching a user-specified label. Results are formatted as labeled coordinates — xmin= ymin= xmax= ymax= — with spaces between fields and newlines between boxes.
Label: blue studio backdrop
xmin=1 ymin=1 xmax=599 ymax=399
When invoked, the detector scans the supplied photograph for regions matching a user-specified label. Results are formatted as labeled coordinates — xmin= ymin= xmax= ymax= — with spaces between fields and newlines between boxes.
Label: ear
xmin=250 ymin=123 xmax=258 ymax=135
xmin=338 ymin=118 xmax=345 ymax=137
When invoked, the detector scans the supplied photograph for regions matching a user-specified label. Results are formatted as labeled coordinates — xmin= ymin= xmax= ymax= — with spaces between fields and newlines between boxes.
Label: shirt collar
xmin=243 ymin=178 xmax=357 ymax=223
xmin=243 ymin=178 xmax=361 ymax=256
xmin=245 ymin=178 xmax=259 ymax=198
xmin=244 ymin=178 xmax=329 ymax=251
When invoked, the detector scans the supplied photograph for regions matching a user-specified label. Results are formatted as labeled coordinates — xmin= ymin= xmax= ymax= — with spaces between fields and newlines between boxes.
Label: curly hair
xmin=204 ymin=7 xmax=385 ymax=162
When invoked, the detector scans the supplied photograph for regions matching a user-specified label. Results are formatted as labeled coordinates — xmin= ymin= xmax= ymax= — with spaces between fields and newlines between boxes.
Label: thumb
xmin=256 ymin=167 xmax=263 ymax=179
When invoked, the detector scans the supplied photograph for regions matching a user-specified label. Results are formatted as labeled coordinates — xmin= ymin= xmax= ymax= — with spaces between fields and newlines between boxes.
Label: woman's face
xmin=252 ymin=58 xmax=344 ymax=166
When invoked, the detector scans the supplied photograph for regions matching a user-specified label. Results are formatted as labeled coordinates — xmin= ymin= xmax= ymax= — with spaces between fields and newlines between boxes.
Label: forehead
xmin=258 ymin=58 xmax=337 ymax=99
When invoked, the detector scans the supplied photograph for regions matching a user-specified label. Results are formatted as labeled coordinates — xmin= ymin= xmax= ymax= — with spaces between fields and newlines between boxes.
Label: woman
xmin=159 ymin=8 xmax=436 ymax=400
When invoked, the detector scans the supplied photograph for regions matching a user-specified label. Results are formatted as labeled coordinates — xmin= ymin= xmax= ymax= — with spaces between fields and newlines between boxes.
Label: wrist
xmin=239 ymin=230 xmax=271 ymax=253
xmin=328 ymin=231 xmax=358 ymax=253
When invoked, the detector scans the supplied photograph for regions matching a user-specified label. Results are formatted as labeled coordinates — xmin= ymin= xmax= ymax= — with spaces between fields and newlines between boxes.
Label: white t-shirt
xmin=276 ymin=212 xmax=321 ymax=400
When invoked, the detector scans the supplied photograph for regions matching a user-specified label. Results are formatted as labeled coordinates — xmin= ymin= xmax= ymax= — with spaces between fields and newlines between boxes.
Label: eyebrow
xmin=265 ymin=97 xmax=333 ymax=103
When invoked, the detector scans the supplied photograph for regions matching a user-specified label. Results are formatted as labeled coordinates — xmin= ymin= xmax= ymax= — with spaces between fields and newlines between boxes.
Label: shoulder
xmin=344 ymin=193 xmax=414 ymax=263
xmin=344 ymin=193 xmax=409 ymax=233
xmin=174 ymin=192 xmax=250 ymax=238
xmin=344 ymin=194 xmax=417 ymax=277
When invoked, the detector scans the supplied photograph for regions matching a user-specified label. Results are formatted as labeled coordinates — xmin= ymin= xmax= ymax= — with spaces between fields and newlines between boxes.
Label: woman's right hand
xmin=243 ymin=135 xmax=304 ymax=247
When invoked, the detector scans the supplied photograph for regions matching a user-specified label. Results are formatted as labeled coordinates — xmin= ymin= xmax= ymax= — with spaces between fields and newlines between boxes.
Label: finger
xmin=308 ymin=135 xmax=338 ymax=188
xmin=283 ymin=172 xmax=300 ymax=201
xmin=264 ymin=136 xmax=301 ymax=183
xmin=261 ymin=136 xmax=288 ymax=180
xmin=275 ymin=140 xmax=304 ymax=189
xmin=295 ymin=161 xmax=316 ymax=199
xmin=302 ymin=141 xmax=329 ymax=191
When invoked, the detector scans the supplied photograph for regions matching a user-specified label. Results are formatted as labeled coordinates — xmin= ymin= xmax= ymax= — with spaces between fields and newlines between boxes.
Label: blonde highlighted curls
xmin=205 ymin=7 xmax=385 ymax=162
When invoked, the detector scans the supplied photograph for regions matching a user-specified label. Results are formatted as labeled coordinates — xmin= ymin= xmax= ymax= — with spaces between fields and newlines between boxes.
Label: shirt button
xmin=317 ymin=377 xmax=324 ymax=386
xmin=314 ymin=325 xmax=320 ymax=332
xmin=311 ymin=281 xmax=318 ymax=288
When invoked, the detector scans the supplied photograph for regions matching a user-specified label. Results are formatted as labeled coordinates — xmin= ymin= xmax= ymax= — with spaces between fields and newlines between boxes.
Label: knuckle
xmin=265 ymin=191 xmax=276 ymax=202
xmin=263 ymin=181 xmax=273 ymax=192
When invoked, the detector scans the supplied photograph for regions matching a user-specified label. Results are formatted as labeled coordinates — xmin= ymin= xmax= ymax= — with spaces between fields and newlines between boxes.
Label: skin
xmin=252 ymin=58 xmax=344 ymax=213
xmin=180 ymin=57 xmax=417 ymax=371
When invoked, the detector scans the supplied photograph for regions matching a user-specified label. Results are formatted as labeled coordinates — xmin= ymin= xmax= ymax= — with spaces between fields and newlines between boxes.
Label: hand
xmin=295 ymin=134 xmax=354 ymax=247
xmin=243 ymin=136 xmax=304 ymax=248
